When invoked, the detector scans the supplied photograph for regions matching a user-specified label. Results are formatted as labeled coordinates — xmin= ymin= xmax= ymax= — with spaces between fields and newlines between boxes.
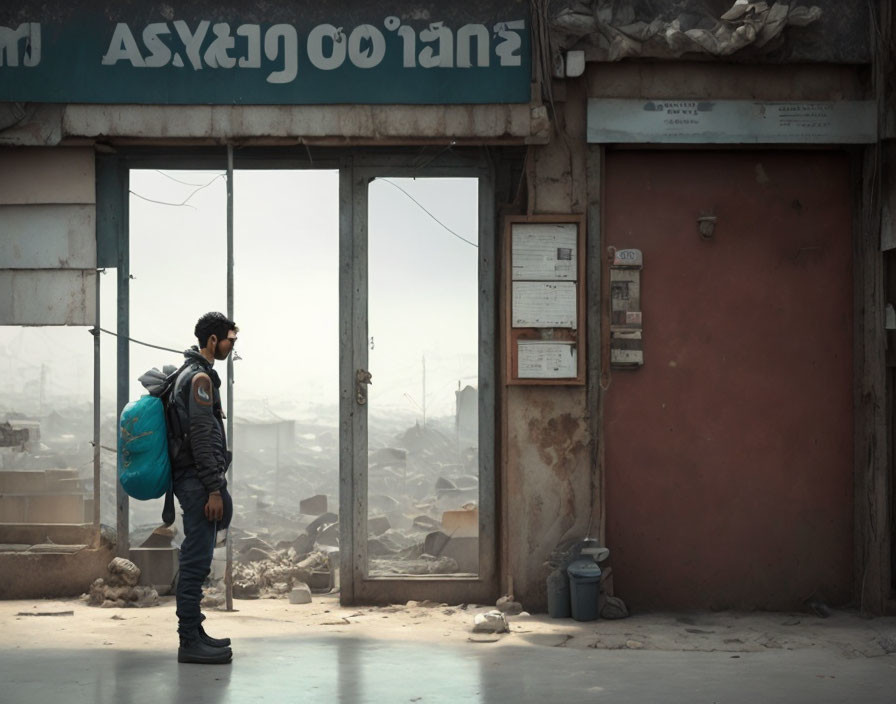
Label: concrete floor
xmin=3 ymin=634 xmax=896 ymax=704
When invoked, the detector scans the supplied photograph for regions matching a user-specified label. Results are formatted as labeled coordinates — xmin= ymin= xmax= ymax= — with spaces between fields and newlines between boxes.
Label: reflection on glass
xmin=128 ymin=169 xmax=227 ymax=544
xmin=0 ymin=327 xmax=95 ymax=525
xmin=366 ymin=177 xmax=479 ymax=577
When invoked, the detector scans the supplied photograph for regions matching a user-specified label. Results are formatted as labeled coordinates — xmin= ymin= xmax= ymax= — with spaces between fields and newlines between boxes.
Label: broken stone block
xmin=423 ymin=532 xmax=476 ymax=572
xmin=367 ymin=538 xmax=397 ymax=557
xmin=140 ymin=524 xmax=178 ymax=548
xmin=442 ymin=508 xmax=478 ymax=537
xmin=308 ymin=570 xmax=331 ymax=593
xmin=368 ymin=515 xmax=391 ymax=536
xmin=272 ymin=581 xmax=291 ymax=594
xmin=368 ymin=493 xmax=401 ymax=514
xmin=307 ymin=512 xmax=338 ymax=537
xmin=128 ymin=547 xmax=178 ymax=594
xmin=291 ymin=532 xmax=315 ymax=556
xmin=600 ymin=595 xmax=629 ymax=620
xmin=424 ymin=531 xmax=450 ymax=556
xmin=236 ymin=535 xmax=275 ymax=558
xmin=300 ymin=494 xmax=328 ymax=515
xmin=288 ymin=583 xmax=312 ymax=604
xmin=496 ymin=595 xmax=523 ymax=616
xmin=107 ymin=557 xmax=141 ymax=587
xmin=435 ymin=476 xmax=456 ymax=492
xmin=473 ymin=610 xmax=508 ymax=634
xmin=233 ymin=581 xmax=260 ymax=599
xmin=316 ymin=522 xmax=339 ymax=547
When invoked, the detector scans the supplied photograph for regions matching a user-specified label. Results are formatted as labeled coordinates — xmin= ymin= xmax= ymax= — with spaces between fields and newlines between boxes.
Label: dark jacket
xmin=169 ymin=347 xmax=230 ymax=492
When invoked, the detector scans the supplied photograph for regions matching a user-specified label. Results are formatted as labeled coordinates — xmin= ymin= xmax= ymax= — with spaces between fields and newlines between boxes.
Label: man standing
xmin=169 ymin=312 xmax=238 ymax=664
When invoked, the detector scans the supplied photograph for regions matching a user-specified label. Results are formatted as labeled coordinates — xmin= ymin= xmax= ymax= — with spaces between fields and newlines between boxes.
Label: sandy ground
xmin=3 ymin=593 xmax=896 ymax=660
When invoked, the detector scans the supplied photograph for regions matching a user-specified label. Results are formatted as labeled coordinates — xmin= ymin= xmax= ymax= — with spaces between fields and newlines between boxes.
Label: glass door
xmin=341 ymin=159 xmax=496 ymax=604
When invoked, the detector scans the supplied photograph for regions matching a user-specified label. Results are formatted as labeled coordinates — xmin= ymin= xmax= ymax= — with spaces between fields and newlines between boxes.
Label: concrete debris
xmin=316 ymin=522 xmax=339 ymax=547
xmin=369 ymin=555 xmax=458 ymax=576
xmin=288 ymin=583 xmax=312 ymax=604
xmin=299 ymin=494 xmax=327 ymax=516
xmin=201 ymin=589 xmax=225 ymax=608
xmin=232 ymin=581 xmax=260 ymax=599
xmin=227 ymin=549 xmax=334 ymax=599
xmin=473 ymin=610 xmax=509 ymax=634
xmin=108 ymin=557 xmax=140 ymax=587
xmin=551 ymin=0 xmax=823 ymax=61
xmin=600 ymin=595 xmax=629 ymax=620
xmin=496 ymin=595 xmax=523 ymax=616
xmin=85 ymin=557 xmax=160 ymax=608
xmin=236 ymin=535 xmax=275 ymax=559
xmin=140 ymin=524 xmax=177 ymax=548
xmin=368 ymin=515 xmax=391 ymax=536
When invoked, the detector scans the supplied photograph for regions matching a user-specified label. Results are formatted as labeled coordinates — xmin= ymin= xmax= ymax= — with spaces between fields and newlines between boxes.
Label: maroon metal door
xmin=604 ymin=150 xmax=853 ymax=610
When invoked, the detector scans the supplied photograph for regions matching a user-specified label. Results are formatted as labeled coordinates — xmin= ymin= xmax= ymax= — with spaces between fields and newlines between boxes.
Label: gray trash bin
xmin=546 ymin=567 xmax=571 ymax=618
xmin=567 ymin=558 xmax=602 ymax=621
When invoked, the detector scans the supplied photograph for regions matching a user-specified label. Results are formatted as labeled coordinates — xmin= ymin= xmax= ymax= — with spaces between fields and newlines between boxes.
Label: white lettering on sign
xmin=0 ymin=23 xmax=41 ymax=67
xmin=90 ymin=18 xmax=526 ymax=83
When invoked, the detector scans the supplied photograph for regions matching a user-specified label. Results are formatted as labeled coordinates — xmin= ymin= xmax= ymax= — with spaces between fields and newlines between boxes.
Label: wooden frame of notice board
xmin=504 ymin=214 xmax=586 ymax=385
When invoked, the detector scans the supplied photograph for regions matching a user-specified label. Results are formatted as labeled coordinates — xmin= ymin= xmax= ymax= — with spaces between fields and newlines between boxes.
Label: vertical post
xmin=225 ymin=144 xmax=235 ymax=611
xmin=116 ymin=166 xmax=130 ymax=558
xmin=93 ymin=268 xmax=101 ymax=527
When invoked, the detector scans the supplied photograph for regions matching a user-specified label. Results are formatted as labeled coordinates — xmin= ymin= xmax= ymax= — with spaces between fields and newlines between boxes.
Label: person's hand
xmin=205 ymin=492 xmax=224 ymax=522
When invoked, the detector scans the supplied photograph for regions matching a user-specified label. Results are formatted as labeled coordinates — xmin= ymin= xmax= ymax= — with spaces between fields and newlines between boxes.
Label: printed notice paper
xmin=511 ymin=223 xmax=578 ymax=281
xmin=518 ymin=341 xmax=577 ymax=378
xmin=512 ymin=281 xmax=577 ymax=328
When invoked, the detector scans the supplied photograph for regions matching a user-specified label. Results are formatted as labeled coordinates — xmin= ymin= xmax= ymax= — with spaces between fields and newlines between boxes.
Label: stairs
xmin=0 ymin=470 xmax=111 ymax=599
xmin=0 ymin=469 xmax=94 ymax=523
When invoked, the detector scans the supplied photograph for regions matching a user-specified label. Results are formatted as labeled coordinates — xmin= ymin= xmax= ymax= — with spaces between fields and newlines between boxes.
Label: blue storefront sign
xmin=0 ymin=1 xmax=531 ymax=104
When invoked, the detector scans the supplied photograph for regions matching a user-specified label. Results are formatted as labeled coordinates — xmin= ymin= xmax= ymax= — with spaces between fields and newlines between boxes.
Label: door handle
xmin=356 ymin=369 xmax=373 ymax=405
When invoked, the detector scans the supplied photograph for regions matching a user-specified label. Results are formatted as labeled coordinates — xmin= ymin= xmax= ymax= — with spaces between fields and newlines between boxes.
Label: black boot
xmin=198 ymin=623 xmax=231 ymax=648
xmin=178 ymin=632 xmax=232 ymax=664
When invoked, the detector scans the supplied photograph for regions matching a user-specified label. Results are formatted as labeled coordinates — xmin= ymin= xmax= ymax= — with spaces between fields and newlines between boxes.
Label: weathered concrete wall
xmin=504 ymin=78 xmax=591 ymax=611
xmin=586 ymin=62 xmax=866 ymax=101
xmin=0 ymin=146 xmax=97 ymax=325
xmin=0 ymin=103 xmax=551 ymax=146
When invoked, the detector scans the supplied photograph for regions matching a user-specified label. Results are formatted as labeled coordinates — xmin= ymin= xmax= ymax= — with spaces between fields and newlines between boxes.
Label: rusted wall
xmin=603 ymin=149 xmax=853 ymax=610
xmin=503 ymin=79 xmax=591 ymax=611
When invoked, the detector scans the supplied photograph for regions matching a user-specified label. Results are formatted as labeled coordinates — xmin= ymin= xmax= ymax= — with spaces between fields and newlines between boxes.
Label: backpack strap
xmin=160 ymin=361 xmax=192 ymax=527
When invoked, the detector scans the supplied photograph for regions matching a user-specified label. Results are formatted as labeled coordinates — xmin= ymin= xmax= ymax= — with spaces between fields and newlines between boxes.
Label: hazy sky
xmin=1 ymin=169 xmax=479 ymax=422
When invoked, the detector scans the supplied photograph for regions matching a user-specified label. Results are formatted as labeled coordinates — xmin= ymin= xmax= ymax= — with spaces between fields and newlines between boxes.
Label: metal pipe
xmin=116 ymin=165 xmax=130 ymax=558
xmin=92 ymin=268 xmax=101 ymax=527
xmin=225 ymin=144 xmax=235 ymax=612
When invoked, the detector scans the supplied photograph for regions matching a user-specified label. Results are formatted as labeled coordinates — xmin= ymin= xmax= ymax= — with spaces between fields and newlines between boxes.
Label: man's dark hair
xmin=194 ymin=312 xmax=238 ymax=348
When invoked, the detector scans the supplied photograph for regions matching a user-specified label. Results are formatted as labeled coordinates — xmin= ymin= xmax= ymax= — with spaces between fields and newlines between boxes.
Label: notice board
xmin=505 ymin=214 xmax=585 ymax=385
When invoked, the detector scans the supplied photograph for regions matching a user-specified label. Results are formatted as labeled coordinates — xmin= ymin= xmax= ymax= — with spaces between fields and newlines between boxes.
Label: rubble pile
xmin=230 ymin=549 xmax=330 ymax=599
xmin=85 ymin=557 xmax=159 ymax=608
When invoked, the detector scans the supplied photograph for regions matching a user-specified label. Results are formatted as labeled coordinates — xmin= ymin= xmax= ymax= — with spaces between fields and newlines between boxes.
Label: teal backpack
xmin=117 ymin=362 xmax=190 ymax=514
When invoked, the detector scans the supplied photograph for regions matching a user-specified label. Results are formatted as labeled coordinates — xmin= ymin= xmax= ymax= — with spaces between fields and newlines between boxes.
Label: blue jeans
xmin=174 ymin=474 xmax=232 ymax=637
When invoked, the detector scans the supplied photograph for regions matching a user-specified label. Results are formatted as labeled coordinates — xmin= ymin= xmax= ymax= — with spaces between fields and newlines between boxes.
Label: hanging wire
xmin=378 ymin=178 xmax=478 ymax=248
xmin=130 ymin=173 xmax=225 ymax=209
xmin=90 ymin=327 xmax=181 ymax=354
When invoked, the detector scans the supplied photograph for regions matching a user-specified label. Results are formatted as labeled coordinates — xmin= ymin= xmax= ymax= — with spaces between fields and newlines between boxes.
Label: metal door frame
xmin=99 ymin=146 xmax=499 ymax=605
xmin=340 ymin=154 xmax=498 ymax=605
